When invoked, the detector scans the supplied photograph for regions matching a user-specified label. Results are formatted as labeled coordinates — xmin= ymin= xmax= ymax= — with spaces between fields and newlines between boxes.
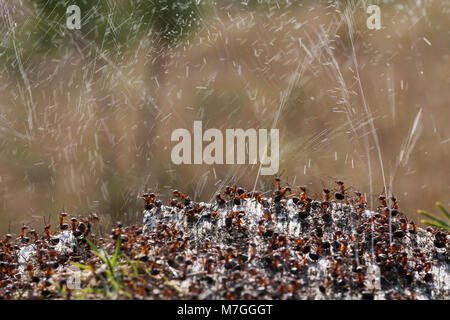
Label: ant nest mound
xmin=140 ymin=185 xmax=449 ymax=300
xmin=0 ymin=184 xmax=448 ymax=300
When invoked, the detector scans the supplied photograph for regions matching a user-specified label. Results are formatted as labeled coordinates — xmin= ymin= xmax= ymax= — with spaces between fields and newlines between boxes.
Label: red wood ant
xmin=379 ymin=195 xmax=387 ymax=207
xmin=299 ymin=186 xmax=307 ymax=202
xmin=335 ymin=181 xmax=345 ymax=200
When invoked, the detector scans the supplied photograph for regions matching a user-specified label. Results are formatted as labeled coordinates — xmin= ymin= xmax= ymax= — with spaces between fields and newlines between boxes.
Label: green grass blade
xmin=71 ymin=262 xmax=92 ymax=271
xmin=122 ymin=253 xmax=139 ymax=277
xmin=420 ymin=219 xmax=450 ymax=231
xmin=436 ymin=202 xmax=450 ymax=219
xmin=95 ymin=252 xmax=108 ymax=265
xmin=111 ymin=236 xmax=122 ymax=268
xmin=417 ymin=210 xmax=449 ymax=227
xmin=106 ymin=270 xmax=120 ymax=292
xmin=102 ymin=248 xmax=114 ymax=274
xmin=86 ymin=238 xmax=108 ymax=264
xmin=86 ymin=238 xmax=100 ymax=253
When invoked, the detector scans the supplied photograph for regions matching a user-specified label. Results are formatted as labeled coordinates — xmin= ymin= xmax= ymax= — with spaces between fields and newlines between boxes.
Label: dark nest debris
xmin=0 ymin=181 xmax=448 ymax=300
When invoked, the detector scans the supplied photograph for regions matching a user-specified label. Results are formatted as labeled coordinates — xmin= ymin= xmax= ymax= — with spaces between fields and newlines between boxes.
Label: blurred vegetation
xmin=0 ymin=0 xmax=449 ymax=234
xmin=1 ymin=0 xmax=205 ymax=67
xmin=418 ymin=203 xmax=450 ymax=231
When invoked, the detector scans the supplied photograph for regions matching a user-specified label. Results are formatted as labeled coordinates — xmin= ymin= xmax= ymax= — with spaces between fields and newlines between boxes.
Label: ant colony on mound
xmin=1 ymin=180 xmax=448 ymax=299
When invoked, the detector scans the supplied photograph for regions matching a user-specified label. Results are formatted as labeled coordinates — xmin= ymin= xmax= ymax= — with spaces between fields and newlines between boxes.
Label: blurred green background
xmin=0 ymin=0 xmax=449 ymax=234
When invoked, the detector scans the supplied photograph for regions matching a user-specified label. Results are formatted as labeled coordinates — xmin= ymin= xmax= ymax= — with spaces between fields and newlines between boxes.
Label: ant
xmin=323 ymin=188 xmax=330 ymax=202
xmin=71 ymin=218 xmax=78 ymax=233
xmin=59 ymin=212 xmax=69 ymax=230
xmin=390 ymin=196 xmax=399 ymax=216
xmin=390 ymin=196 xmax=399 ymax=210
xmin=335 ymin=181 xmax=345 ymax=200
xmin=322 ymin=189 xmax=330 ymax=214
xmin=354 ymin=191 xmax=366 ymax=214
xmin=257 ymin=219 xmax=266 ymax=235
xmin=273 ymin=186 xmax=292 ymax=201
xmin=29 ymin=229 xmax=38 ymax=241
xmin=236 ymin=187 xmax=246 ymax=196
xmin=274 ymin=177 xmax=281 ymax=190
xmin=354 ymin=191 xmax=365 ymax=204
xmin=186 ymin=204 xmax=205 ymax=219
xmin=170 ymin=198 xmax=179 ymax=207
xmin=251 ymin=191 xmax=264 ymax=204
xmin=408 ymin=221 xmax=417 ymax=234
xmin=378 ymin=195 xmax=387 ymax=207
xmin=172 ymin=190 xmax=186 ymax=200
xmin=215 ymin=193 xmax=225 ymax=206
xmin=224 ymin=186 xmax=236 ymax=197
xmin=304 ymin=197 xmax=312 ymax=213
xmin=299 ymin=186 xmax=308 ymax=202
xmin=1 ymin=234 xmax=12 ymax=246
xmin=26 ymin=264 xmax=34 ymax=278
xmin=264 ymin=209 xmax=273 ymax=222
xmin=44 ymin=224 xmax=52 ymax=238
xmin=140 ymin=193 xmax=154 ymax=210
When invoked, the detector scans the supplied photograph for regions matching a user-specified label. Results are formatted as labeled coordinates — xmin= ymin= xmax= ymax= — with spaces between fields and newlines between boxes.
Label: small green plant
xmin=69 ymin=235 xmax=147 ymax=298
xmin=72 ymin=236 xmax=123 ymax=294
xmin=418 ymin=202 xmax=450 ymax=231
